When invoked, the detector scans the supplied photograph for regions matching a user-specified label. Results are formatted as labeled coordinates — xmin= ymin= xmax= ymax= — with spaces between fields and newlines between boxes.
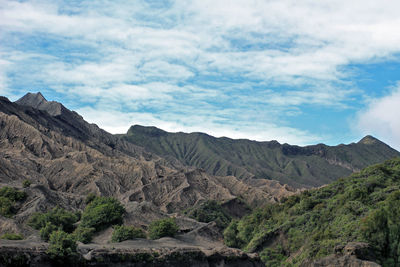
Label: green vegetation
xmin=223 ymin=158 xmax=400 ymax=266
xmin=0 ymin=187 xmax=27 ymax=201
xmin=28 ymin=197 xmax=125 ymax=261
xmin=186 ymin=200 xmax=231 ymax=228
xmin=122 ymin=125 xmax=399 ymax=188
xmin=148 ymin=217 xmax=179 ymax=239
xmin=28 ymin=206 xmax=79 ymax=233
xmin=40 ymin=222 xmax=58 ymax=241
xmin=72 ymin=226 xmax=95 ymax=244
xmin=0 ymin=232 xmax=24 ymax=240
xmin=0 ymin=187 xmax=27 ymax=217
xmin=47 ymin=230 xmax=78 ymax=261
xmin=22 ymin=180 xmax=31 ymax=188
xmin=29 ymin=196 xmax=125 ymax=246
xmin=85 ymin=192 xmax=97 ymax=204
xmin=0 ymin=197 xmax=14 ymax=217
xmin=111 ymin=225 xmax=146 ymax=242
xmin=81 ymin=196 xmax=125 ymax=231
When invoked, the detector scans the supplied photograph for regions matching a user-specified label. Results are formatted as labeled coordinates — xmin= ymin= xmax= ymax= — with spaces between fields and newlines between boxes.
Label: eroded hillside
xmin=122 ymin=125 xmax=399 ymax=188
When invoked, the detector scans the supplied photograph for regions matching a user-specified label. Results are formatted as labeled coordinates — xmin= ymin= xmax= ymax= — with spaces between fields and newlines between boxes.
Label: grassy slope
xmin=223 ymin=157 xmax=400 ymax=266
xmin=121 ymin=125 xmax=400 ymax=188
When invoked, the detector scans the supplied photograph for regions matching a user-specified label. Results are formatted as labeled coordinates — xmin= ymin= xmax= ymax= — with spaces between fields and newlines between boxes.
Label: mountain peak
xmin=358 ymin=135 xmax=381 ymax=145
xmin=15 ymin=92 xmax=63 ymax=116
xmin=16 ymin=92 xmax=47 ymax=107
xmin=127 ymin=125 xmax=168 ymax=137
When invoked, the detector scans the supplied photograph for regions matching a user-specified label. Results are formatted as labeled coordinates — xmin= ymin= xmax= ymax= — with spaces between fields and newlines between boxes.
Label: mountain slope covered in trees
xmin=223 ymin=157 xmax=400 ymax=266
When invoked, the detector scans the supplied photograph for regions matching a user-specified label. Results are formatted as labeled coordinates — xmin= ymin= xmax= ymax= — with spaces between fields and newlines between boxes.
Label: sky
xmin=1 ymin=0 xmax=400 ymax=150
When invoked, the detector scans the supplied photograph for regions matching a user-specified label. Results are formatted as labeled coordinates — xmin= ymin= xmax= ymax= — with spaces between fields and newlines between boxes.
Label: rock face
xmin=302 ymin=243 xmax=381 ymax=267
xmin=122 ymin=125 xmax=400 ymax=188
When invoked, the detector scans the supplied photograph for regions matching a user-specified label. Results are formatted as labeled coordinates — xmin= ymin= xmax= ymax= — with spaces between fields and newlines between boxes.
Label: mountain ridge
xmin=122 ymin=125 xmax=400 ymax=188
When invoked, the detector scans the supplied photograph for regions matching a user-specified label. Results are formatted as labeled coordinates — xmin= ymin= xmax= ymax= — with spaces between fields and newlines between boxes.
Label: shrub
xmin=40 ymin=222 xmax=58 ymax=241
xmin=260 ymin=245 xmax=287 ymax=267
xmin=47 ymin=230 xmax=77 ymax=261
xmin=223 ymin=220 xmax=244 ymax=248
xmin=0 ymin=232 xmax=24 ymax=240
xmin=0 ymin=187 xmax=27 ymax=201
xmin=0 ymin=196 xmax=14 ymax=217
xmin=81 ymin=197 xmax=125 ymax=231
xmin=22 ymin=180 xmax=31 ymax=188
xmin=111 ymin=225 xmax=146 ymax=242
xmin=187 ymin=200 xmax=231 ymax=228
xmin=0 ymin=187 xmax=27 ymax=217
xmin=72 ymin=226 xmax=95 ymax=244
xmin=148 ymin=218 xmax=179 ymax=239
xmin=28 ymin=207 xmax=79 ymax=233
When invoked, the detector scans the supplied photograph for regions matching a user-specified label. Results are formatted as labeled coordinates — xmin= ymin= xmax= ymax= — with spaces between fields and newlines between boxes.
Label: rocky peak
xmin=16 ymin=92 xmax=64 ymax=116
xmin=358 ymin=135 xmax=380 ymax=145
xmin=16 ymin=92 xmax=47 ymax=107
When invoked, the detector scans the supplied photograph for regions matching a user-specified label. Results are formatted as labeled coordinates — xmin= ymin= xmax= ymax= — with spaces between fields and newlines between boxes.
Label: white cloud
xmin=2 ymin=0 xmax=400 ymax=145
xmin=3 ymin=0 xmax=400 ymax=88
xmin=355 ymin=85 xmax=400 ymax=151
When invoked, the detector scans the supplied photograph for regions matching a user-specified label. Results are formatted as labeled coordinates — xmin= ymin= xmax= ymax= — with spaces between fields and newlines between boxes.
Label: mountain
xmin=223 ymin=157 xmax=400 ymax=266
xmin=121 ymin=125 xmax=400 ymax=188
xmin=0 ymin=93 xmax=283 ymax=265
xmin=1 ymin=93 xmax=296 ymax=217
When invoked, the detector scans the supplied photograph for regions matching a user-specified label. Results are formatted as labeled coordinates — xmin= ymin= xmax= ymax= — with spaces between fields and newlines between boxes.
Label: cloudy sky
xmin=1 ymin=0 xmax=400 ymax=149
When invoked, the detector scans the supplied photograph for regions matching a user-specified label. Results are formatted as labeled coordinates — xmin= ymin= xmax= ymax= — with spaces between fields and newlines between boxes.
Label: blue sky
xmin=1 ymin=0 xmax=400 ymax=150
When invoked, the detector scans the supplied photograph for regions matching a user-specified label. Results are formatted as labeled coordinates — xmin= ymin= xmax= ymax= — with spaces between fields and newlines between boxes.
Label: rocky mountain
xmin=2 ymin=93 xmax=293 ymax=213
xmin=121 ymin=125 xmax=400 ymax=188
xmin=0 ymin=92 xmax=297 ymax=266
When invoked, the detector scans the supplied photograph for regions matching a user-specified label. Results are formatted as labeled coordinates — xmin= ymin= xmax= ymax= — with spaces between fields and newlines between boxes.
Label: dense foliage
xmin=0 ymin=187 xmax=27 ymax=201
xmin=186 ymin=200 xmax=232 ymax=228
xmin=80 ymin=196 xmax=125 ymax=231
xmin=224 ymin=158 xmax=400 ymax=266
xmin=111 ymin=225 xmax=146 ymax=242
xmin=0 ymin=187 xmax=27 ymax=217
xmin=28 ymin=206 xmax=79 ymax=233
xmin=72 ymin=226 xmax=96 ymax=244
xmin=148 ymin=218 xmax=179 ymax=239
xmin=0 ymin=196 xmax=14 ymax=217
xmin=0 ymin=232 xmax=24 ymax=240
xmin=47 ymin=230 xmax=78 ymax=261
xmin=28 ymin=197 xmax=125 ymax=246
